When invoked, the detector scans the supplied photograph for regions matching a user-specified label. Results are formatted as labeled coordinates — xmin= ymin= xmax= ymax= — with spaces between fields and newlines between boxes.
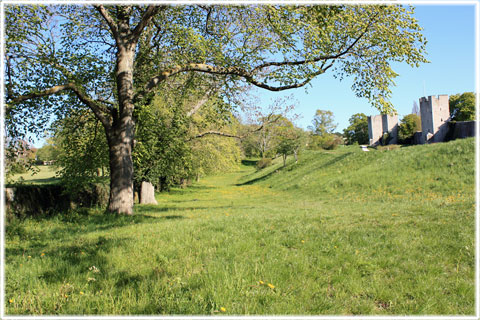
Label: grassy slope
xmin=4 ymin=138 xmax=475 ymax=315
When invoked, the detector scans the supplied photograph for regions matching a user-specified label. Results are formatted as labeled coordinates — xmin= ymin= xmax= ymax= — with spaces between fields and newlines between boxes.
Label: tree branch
xmin=189 ymin=113 xmax=283 ymax=142
xmin=8 ymin=83 xmax=112 ymax=130
xmin=94 ymin=5 xmax=119 ymax=43
xmin=252 ymin=11 xmax=380 ymax=73
xmin=139 ymin=63 xmax=326 ymax=101
xmin=131 ymin=5 xmax=163 ymax=43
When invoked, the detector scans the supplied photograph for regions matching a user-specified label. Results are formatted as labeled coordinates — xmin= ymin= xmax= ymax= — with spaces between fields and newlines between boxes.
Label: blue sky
xmin=253 ymin=3 xmax=477 ymax=133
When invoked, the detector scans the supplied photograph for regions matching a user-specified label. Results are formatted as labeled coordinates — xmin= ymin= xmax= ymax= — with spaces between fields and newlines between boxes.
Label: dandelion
xmin=259 ymin=280 xmax=264 ymax=285
xmin=220 ymin=307 xmax=226 ymax=312
xmin=64 ymin=294 xmax=68 ymax=298
xmin=267 ymin=283 xmax=275 ymax=289
xmin=41 ymin=253 xmax=45 ymax=257
xmin=8 ymin=299 xmax=13 ymax=304
xmin=301 ymin=240 xmax=305 ymax=244
xmin=80 ymin=291 xmax=84 ymax=295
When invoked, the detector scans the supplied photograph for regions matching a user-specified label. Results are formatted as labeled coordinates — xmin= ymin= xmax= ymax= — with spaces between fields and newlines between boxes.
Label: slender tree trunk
xmin=283 ymin=154 xmax=287 ymax=167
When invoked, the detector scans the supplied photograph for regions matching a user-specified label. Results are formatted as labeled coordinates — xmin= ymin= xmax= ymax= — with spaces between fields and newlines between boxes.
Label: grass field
xmin=8 ymin=165 xmax=59 ymax=185
xmin=4 ymin=138 xmax=476 ymax=315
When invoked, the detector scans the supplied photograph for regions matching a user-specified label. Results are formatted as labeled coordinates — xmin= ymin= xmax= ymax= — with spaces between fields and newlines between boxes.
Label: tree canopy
xmin=5 ymin=4 xmax=428 ymax=214
xmin=343 ymin=113 xmax=369 ymax=145
xmin=449 ymin=92 xmax=475 ymax=122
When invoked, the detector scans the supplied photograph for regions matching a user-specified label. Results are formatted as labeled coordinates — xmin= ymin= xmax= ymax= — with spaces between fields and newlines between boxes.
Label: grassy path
xmin=5 ymin=141 xmax=475 ymax=315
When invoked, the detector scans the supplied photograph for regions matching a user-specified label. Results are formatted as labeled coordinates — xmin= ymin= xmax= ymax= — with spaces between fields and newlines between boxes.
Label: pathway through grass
xmin=5 ymin=140 xmax=475 ymax=315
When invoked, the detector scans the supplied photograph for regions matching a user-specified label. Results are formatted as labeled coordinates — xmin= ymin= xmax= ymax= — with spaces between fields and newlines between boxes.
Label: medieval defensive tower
xmin=419 ymin=95 xmax=450 ymax=143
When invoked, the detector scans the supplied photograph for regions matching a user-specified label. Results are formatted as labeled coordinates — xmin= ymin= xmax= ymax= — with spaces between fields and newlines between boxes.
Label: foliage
xmin=35 ymin=138 xmax=60 ymax=163
xmin=256 ymin=158 xmax=272 ymax=170
xmin=398 ymin=114 xmax=421 ymax=144
xmin=53 ymin=109 xmax=110 ymax=193
xmin=343 ymin=113 xmax=369 ymax=145
xmin=274 ymin=120 xmax=307 ymax=166
xmin=309 ymin=109 xmax=337 ymax=136
xmin=133 ymin=88 xmax=241 ymax=191
xmin=449 ymin=92 xmax=475 ymax=121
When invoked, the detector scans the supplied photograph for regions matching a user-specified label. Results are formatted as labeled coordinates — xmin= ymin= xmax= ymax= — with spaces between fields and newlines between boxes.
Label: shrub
xmin=256 ymin=158 xmax=272 ymax=169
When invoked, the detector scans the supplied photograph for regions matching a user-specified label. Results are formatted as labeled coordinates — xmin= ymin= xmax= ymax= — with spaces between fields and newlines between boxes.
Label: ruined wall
xmin=368 ymin=115 xmax=383 ymax=145
xmin=419 ymin=95 xmax=450 ymax=143
xmin=451 ymin=121 xmax=476 ymax=140
xmin=4 ymin=183 xmax=109 ymax=217
xmin=382 ymin=114 xmax=398 ymax=145
xmin=368 ymin=114 xmax=398 ymax=145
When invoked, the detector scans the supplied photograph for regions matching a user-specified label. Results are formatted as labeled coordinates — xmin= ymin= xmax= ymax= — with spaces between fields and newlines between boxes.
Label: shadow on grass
xmin=241 ymin=159 xmax=259 ymax=166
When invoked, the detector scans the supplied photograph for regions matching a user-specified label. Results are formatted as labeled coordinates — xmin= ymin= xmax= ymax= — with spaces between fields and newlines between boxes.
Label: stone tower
xmin=419 ymin=95 xmax=450 ymax=143
xmin=367 ymin=114 xmax=398 ymax=146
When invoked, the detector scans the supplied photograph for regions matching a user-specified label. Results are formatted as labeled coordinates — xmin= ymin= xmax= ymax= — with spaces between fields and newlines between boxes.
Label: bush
xmin=256 ymin=158 xmax=272 ymax=169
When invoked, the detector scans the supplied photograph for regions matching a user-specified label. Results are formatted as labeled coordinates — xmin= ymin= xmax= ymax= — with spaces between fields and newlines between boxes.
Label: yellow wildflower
xmin=301 ymin=240 xmax=305 ymax=244
xmin=80 ymin=291 xmax=84 ymax=295
xmin=64 ymin=294 xmax=68 ymax=298
xmin=220 ymin=307 xmax=226 ymax=312
xmin=355 ymin=250 xmax=359 ymax=255
xmin=259 ymin=280 xmax=264 ymax=285
xmin=9 ymin=299 xmax=13 ymax=303
xmin=267 ymin=283 xmax=275 ymax=289
xmin=27 ymin=256 xmax=31 ymax=259
xmin=41 ymin=253 xmax=45 ymax=257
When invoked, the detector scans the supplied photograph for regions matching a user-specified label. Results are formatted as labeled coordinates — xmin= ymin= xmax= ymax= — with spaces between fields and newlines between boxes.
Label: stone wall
xmin=451 ymin=121 xmax=476 ymax=140
xmin=5 ymin=183 xmax=109 ymax=217
xmin=368 ymin=114 xmax=398 ymax=146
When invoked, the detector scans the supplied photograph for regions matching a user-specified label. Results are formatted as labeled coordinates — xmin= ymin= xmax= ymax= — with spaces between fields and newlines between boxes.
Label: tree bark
xmin=107 ymin=125 xmax=134 ymax=214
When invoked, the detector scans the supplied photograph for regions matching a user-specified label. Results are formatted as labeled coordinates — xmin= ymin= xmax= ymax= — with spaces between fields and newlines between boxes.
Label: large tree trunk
xmin=107 ymin=21 xmax=137 ymax=214
xmin=107 ymin=124 xmax=135 ymax=214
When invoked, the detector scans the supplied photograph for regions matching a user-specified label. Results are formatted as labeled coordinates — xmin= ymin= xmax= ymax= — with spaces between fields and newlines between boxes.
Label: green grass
xmin=4 ymin=138 xmax=475 ymax=315
xmin=8 ymin=165 xmax=59 ymax=185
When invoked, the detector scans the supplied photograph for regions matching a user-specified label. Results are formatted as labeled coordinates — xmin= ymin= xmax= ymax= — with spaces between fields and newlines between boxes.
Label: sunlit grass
xmin=8 ymin=165 xmax=59 ymax=185
xmin=4 ymin=138 xmax=475 ymax=315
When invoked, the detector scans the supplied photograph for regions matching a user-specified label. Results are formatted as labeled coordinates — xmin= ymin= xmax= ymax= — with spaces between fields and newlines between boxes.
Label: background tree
xmin=309 ymin=110 xmax=337 ymax=136
xmin=398 ymin=113 xmax=421 ymax=144
xmin=343 ymin=113 xmax=369 ymax=145
xmin=308 ymin=109 xmax=342 ymax=150
xmin=275 ymin=122 xmax=306 ymax=167
xmin=35 ymin=138 xmax=60 ymax=164
xmin=6 ymin=4 xmax=428 ymax=214
xmin=449 ymin=92 xmax=475 ymax=121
